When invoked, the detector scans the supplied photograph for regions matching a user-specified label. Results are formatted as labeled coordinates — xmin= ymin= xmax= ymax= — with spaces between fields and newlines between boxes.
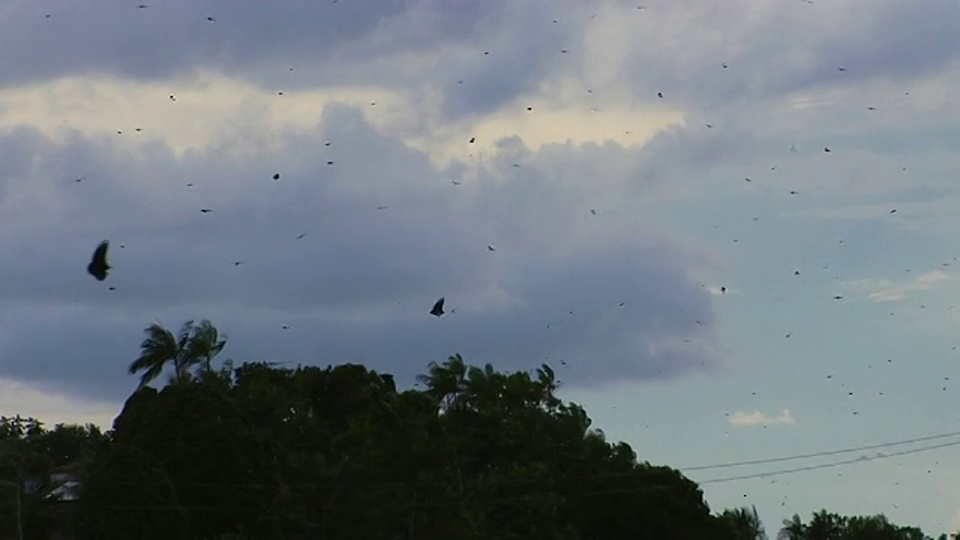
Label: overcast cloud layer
xmin=3 ymin=0 xmax=960 ymax=534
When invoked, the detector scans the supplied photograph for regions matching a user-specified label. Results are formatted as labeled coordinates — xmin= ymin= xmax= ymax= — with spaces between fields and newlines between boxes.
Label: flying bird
xmin=487 ymin=245 xmax=495 ymax=251
xmin=87 ymin=241 xmax=111 ymax=281
xmin=430 ymin=298 xmax=445 ymax=317
xmin=200 ymin=208 xmax=213 ymax=213
xmin=273 ymin=173 xmax=281 ymax=180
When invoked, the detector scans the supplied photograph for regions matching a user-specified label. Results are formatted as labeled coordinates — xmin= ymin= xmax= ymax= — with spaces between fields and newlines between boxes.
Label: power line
xmin=680 ymin=429 xmax=960 ymax=471
xmin=54 ymin=432 xmax=960 ymax=493
xmin=698 ymin=437 xmax=960 ymax=484
xmin=55 ymin=437 xmax=960 ymax=513
xmin=24 ymin=428 xmax=960 ymax=494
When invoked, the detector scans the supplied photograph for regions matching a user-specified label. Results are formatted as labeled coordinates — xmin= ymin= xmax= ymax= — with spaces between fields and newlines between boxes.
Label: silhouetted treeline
xmin=0 ymin=352 xmax=955 ymax=539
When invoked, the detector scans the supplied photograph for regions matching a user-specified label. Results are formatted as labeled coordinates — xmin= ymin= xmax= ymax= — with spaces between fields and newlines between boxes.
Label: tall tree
xmin=719 ymin=505 xmax=768 ymax=540
xmin=778 ymin=514 xmax=805 ymax=540
xmin=127 ymin=319 xmax=226 ymax=388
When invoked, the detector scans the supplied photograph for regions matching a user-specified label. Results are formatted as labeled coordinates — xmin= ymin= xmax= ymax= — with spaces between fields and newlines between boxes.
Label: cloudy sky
xmin=2 ymin=0 xmax=960 ymax=533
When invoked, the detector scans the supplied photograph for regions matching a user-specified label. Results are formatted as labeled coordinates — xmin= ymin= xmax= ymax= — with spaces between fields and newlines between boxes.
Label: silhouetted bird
xmin=87 ymin=241 xmax=111 ymax=281
xmin=430 ymin=298 xmax=445 ymax=317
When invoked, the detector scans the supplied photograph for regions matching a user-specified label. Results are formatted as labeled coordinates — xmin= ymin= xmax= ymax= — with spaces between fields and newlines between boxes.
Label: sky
xmin=1 ymin=0 xmax=960 ymax=534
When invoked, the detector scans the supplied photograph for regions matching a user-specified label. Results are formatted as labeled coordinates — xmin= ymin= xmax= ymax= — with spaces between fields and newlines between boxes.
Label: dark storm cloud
xmin=631 ymin=125 xmax=760 ymax=184
xmin=0 ymin=0 xmax=587 ymax=122
xmin=0 ymin=0 xmax=408 ymax=84
xmin=0 ymin=103 xmax=722 ymax=402
xmin=3 ymin=1 xmax=957 ymax=125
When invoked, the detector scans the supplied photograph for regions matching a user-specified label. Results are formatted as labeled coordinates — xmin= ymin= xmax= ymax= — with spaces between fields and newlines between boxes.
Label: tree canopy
xmin=0 ymin=319 xmax=955 ymax=539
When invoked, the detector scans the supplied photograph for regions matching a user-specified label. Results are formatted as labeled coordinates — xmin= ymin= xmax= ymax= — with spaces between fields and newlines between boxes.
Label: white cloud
xmin=853 ymin=271 xmax=952 ymax=302
xmin=729 ymin=409 xmax=796 ymax=427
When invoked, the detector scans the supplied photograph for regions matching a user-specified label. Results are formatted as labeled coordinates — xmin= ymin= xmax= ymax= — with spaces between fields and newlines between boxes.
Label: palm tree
xmin=416 ymin=354 xmax=468 ymax=411
xmin=778 ymin=514 xmax=804 ymax=540
xmin=719 ymin=505 xmax=768 ymax=540
xmin=804 ymin=510 xmax=844 ymax=540
xmin=127 ymin=319 xmax=227 ymax=389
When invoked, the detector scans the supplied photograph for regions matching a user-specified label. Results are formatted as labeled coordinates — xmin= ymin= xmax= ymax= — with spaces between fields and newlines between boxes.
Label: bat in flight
xmin=430 ymin=297 xmax=445 ymax=317
xmin=87 ymin=240 xmax=111 ymax=281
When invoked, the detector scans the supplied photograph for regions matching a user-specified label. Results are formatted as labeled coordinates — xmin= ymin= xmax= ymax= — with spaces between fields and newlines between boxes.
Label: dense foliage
xmin=0 ymin=320 xmax=955 ymax=539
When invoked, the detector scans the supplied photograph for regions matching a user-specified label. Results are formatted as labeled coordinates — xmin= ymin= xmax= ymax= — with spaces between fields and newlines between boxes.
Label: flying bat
xmin=430 ymin=297 xmax=445 ymax=317
xmin=87 ymin=240 xmax=111 ymax=281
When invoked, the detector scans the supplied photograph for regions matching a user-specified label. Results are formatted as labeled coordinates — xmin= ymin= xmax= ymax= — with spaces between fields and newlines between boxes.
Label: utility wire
xmin=56 ymin=437 xmax=960 ymax=513
xmin=698 ymin=437 xmax=960 ymax=484
xmin=681 ymin=429 xmax=960 ymax=471
xmin=51 ymin=432 xmax=960 ymax=492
